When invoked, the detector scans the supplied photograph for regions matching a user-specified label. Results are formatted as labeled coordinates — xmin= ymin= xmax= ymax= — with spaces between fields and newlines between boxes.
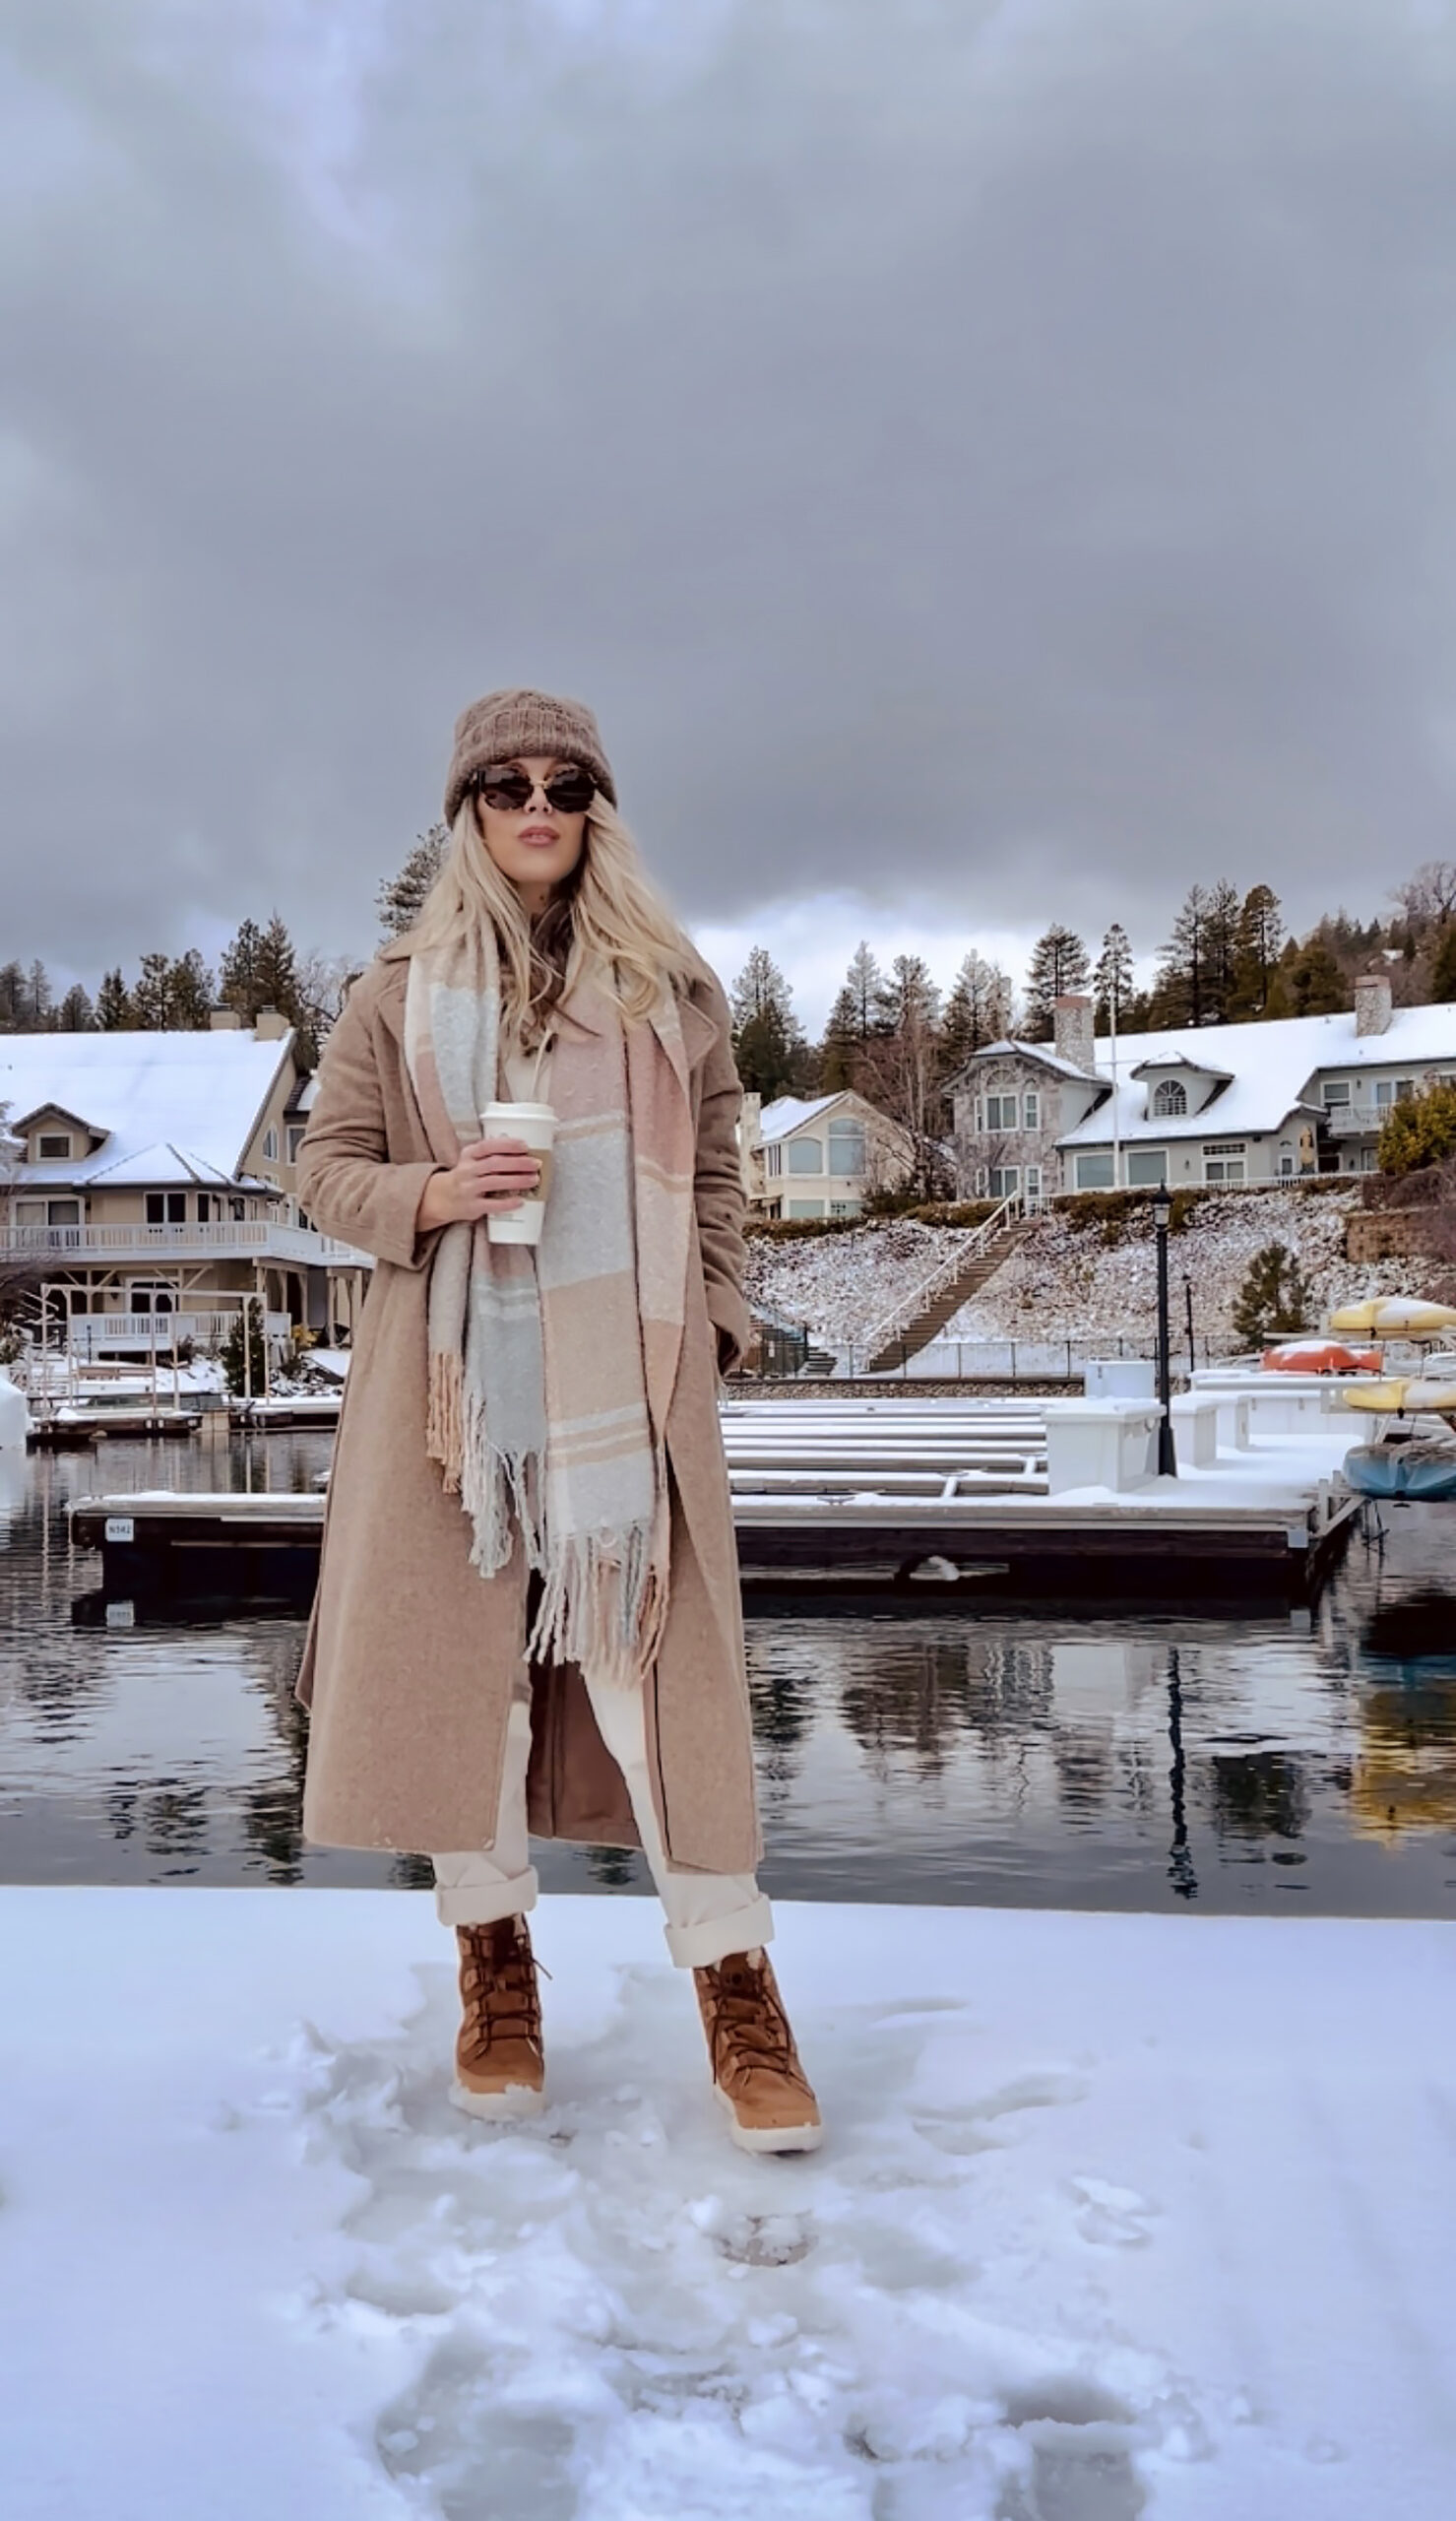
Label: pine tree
xmin=1280 ymin=936 xmax=1350 ymax=1016
xmin=220 ymin=918 xmax=267 ymax=1022
xmin=254 ymin=913 xmax=301 ymax=1021
xmin=0 ymin=962 xmax=24 ymax=1029
xmin=96 ymin=968 xmax=132 ymax=1029
xmin=818 ymin=942 xmax=886 ymax=1090
xmin=1430 ymin=924 xmax=1456 ymax=1004
xmin=377 ymin=824 xmax=448 ymax=940
xmin=940 ymin=950 xmax=1012 ymax=1077
xmin=1228 ymin=883 xmax=1285 ymax=1017
xmin=1154 ymin=883 xmax=1212 ymax=1027
xmin=57 ymin=983 xmax=96 ymax=1030
xmin=729 ymin=947 xmax=806 ymax=1101
xmin=130 ymin=952 xmax=179 ymax=1029
xmin=168 ymin=948 xmax=216 ymax=1029
xmin=27 ymin=959 xmax=53 ymax=1029
xmin=1232 ymin=1242 xmax=1313 ymax=1349
xmin=1202 ymin=880 xmax=1241 ymax=1022
xmin=1093 ymin=924 xmax=1134 ymax=1034
xmin=1023 ymin=924 xmax=1091 ymax=1041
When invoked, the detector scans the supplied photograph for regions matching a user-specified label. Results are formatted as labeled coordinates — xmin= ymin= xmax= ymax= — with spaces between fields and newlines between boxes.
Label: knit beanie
xmin=443 ymin=687 xmax=617 ymax=825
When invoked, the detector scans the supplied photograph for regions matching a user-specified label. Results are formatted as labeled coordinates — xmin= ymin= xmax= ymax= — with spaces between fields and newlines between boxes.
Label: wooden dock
xmin=66 ymin=1395 xmax=1361 ymax=1608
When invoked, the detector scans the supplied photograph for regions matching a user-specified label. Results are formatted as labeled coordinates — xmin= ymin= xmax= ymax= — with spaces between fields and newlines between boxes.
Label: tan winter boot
xmin=693 ymin=1947 xmax=822 ymax=2155
xmin=451 ymin=1915 xmax=545 ymax=2120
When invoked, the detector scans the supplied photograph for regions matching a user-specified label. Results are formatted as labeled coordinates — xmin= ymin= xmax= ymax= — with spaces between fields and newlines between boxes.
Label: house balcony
xmin=1321 ymin=1104 xmax=1387 ymax=1138
xmin=0 ymin=1221 xmax=370 ymax=1268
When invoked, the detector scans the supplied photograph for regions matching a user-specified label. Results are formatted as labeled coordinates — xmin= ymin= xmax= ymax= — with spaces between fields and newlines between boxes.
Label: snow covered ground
xmin=746 ymin=1190 xmax=1430 ymax=1355
xmin=3 ymin=1888 xmax=1452 ymax=2519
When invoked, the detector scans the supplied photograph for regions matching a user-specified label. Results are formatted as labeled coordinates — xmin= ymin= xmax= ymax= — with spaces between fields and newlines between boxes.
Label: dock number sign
xmin=103 ymin=1517 xmax=136 ymax=1543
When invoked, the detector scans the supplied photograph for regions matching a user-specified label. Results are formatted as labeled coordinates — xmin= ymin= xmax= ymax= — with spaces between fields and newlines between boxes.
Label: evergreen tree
xmin=96 ymin=968 xmax=132 ymax=1029
xmin=1232 ymin=1243 xmax=1313 ymax=1349
xmin=1202 ymin=879 xmax=1241 ymax=1021
xmin=1228 ymin=882 xmax=1286 ymax=1017
xmin=1377 ymin=1081 xmax=1456 ymax=1177
xmin=0 ymin=962 xmax=26 ymax=1029
xmin=1279 ymin=935 xmax=1350 ymax=1017
xmin=1023 ymin=924 xmax=1091 ymax=1040
xmin=57 ymin=983 xmax=96 ymax=1030
xmin=255 ymin=913 xmax=301 ymax=1021
xmin=377 ymin=824 xmax=448 ymax=940
xmin=1093 ymin=924 xmax=1134 ymax=1034
xmin=940 ymin=949 xmax=1012 ymax=1077
xmin=1430 ymin=924 xmax=1456 ymax=1004
xmin=168 ymin=948 xmax=216 ymax=1029
xmin=220 ymin=918 xmax=267 ymax=1021
xmin=818 ymin=942 xmax=886 ymax=1090
xmin=27 ymin=959 xmax=53 ymax=1029
xmin=728 ymin=947 xmax=806 ymax=1101
xmin=130 ymin=952 xmax=180 ymax=1029
xmin=1154 ymin=883 xmax=1212 ymax=1027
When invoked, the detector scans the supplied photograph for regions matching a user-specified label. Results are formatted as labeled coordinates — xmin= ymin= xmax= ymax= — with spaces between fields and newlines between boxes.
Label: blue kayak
xmin=1344 ymin=1443 xmax=1456 ymax=1502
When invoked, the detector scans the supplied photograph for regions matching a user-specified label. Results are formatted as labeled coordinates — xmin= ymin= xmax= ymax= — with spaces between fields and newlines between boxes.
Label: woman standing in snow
xmin=294 ymin=687 xmax=820 ymax=2154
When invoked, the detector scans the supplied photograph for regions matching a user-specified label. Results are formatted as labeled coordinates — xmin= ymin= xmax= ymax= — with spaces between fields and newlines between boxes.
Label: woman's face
xmin=473 ymin=755 xmax=589 ymax=914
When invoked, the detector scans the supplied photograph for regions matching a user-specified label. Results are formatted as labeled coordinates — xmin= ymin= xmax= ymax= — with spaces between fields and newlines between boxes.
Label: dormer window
xmin=1152 ymin=1079 xmax=1187 ymax=1118
xmin=36 ymin=1131 xmax=72 ymax=1160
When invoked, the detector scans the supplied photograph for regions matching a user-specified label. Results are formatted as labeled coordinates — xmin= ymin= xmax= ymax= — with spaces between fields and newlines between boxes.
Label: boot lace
xmin=458 ymin=1919 xmax=542 ymax=2052
xmin=707 ymin=1956 xmax=802 ymax=2086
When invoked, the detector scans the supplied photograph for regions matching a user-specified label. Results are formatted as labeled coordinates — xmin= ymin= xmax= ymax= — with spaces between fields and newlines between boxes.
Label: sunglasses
xmin=473 ymin=762 xmax=597 ymax=814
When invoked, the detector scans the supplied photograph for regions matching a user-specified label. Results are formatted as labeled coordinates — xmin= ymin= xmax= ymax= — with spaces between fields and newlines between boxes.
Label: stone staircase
xmin=864 ymin=1221 xmax=1034 ymax=1374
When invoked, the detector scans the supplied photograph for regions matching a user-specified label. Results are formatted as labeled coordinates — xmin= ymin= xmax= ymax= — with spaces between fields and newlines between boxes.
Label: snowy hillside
xmin=746 ymin=1189 xmax=1432 ymax=1351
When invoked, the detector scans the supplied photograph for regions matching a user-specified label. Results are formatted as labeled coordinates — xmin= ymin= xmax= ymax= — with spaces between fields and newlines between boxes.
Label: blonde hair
xmin=399 ymin=793 xmax=705 ymax=1035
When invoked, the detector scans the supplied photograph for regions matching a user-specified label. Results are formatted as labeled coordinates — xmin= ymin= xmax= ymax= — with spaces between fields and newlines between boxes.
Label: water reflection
xmin=1 ymin=1434 xmax=1454 ymax=1912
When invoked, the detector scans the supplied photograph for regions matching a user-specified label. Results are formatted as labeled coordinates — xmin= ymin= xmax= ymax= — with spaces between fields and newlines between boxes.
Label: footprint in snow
xmin=1069 ymin=2174 xmax=1158 ymax=2249
xmin=914 ymin=2070 xmax=1090 ymax=2158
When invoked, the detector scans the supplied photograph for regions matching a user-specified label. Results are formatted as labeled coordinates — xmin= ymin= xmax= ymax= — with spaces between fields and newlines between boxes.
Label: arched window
xmin=1152 ymin=1078 xmax=1187 ymax=1118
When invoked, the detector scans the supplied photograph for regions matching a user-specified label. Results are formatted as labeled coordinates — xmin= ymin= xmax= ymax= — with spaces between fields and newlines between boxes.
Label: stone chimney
xmin=1052 ymin=993 xmax=1097 ymax=1074
xmin=1355 ymin=973 xmax=1393 ymax=1038
xmin=253 ymin=1005 xmax=291 ymax=1041
xmin=209 ymin=1006 xmax=241 ymax=1030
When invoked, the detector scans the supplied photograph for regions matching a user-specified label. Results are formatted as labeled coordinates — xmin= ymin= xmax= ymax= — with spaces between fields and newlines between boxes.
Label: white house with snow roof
xmin=739 ymin=1088 xmax=914 ymax=1219
xmin=950 ymin=974 xmax=1456 ymax=1201
xmin=0 ymin=1011 xmax=370 ymax=1358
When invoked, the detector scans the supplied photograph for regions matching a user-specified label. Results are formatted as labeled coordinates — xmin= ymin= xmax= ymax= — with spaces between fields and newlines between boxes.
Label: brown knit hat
xmin=443 ymin=686 xmax=616 ymax=825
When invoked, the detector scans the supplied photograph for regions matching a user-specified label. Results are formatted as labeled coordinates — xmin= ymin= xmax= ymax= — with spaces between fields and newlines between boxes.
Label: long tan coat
xmin=293 ymin=947 xmax=760 ymax=1874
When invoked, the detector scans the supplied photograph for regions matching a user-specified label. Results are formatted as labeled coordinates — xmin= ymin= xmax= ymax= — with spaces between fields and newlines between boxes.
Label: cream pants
xmin=431 ymin=1664 xmax=773 ymax=1970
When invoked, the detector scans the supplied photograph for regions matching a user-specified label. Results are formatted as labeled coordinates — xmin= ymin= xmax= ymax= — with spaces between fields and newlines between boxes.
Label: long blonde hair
xmin=398 ymin=794 xmax=705 ymax=1038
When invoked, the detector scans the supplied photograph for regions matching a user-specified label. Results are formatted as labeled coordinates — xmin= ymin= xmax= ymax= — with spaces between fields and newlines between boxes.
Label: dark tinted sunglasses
xmin=473 ymin=762 xmax=597 ymax=814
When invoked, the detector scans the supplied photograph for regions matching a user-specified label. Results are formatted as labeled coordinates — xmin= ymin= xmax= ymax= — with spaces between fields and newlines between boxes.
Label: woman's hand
xmin=415 ymin=1137 xmax=541 ymax=1233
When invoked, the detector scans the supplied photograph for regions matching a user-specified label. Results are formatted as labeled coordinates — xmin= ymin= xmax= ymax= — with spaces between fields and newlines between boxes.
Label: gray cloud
xmin=2 ymin=0 xmax=1454 ymax=984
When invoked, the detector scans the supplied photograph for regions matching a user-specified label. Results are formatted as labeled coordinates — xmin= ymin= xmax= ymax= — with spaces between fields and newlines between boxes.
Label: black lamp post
xmin=1152 ymin=1183 xmax=1178 ymax=1477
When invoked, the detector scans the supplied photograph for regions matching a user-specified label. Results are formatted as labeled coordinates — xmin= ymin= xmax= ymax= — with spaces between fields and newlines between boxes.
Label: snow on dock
xmin=1 ymin=1887 xmax=1451 ymax=2520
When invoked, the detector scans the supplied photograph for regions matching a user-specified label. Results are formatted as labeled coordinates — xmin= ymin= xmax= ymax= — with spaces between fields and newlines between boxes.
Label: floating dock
xmin=67 ymin=1393 xmax=1361 ymax=1610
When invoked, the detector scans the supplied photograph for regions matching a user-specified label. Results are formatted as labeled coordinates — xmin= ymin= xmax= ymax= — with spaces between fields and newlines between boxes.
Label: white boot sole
xmin=450 ymin=2078 xmax=546 ymax=2122
xmin=714 ymin=2080 xmax=823 ymax=2155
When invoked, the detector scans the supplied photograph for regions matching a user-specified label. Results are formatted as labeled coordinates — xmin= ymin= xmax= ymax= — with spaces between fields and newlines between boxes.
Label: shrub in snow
xmin=1232 ymin=1243 xmax=1314 ymax=1348
xmin=1377 ymin=1081 xmax=1456 ymax=1178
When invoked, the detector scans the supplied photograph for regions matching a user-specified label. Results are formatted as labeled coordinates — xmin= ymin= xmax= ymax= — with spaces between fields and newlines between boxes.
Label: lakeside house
xmin=0 ymin=1011 xmax=370 ymax=1358
xmin=950 ymin=975 xmax=1456 ymax=1200
xmin=738 ymin=1089 xmax=914 ymax=1220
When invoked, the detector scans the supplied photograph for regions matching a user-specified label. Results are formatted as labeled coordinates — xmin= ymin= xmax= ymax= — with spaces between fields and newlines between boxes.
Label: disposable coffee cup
xmin=478 ymin=1101 xmax=556 ymax=1246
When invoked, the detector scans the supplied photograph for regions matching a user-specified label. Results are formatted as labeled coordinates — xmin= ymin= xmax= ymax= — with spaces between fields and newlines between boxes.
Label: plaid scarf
xmin=403 ymin=923 xmax=695 ymax=1684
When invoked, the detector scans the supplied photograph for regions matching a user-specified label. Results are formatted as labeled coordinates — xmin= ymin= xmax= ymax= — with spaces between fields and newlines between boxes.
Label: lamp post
xmin=1152 ymin=1183 xmax=1178 ymax=1477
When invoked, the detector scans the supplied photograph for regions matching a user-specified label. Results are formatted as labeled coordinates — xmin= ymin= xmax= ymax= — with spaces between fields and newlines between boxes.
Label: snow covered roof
xmin=1057 ymin=1002 xmax=1456 ymax=1149
xmin=0 ymin=1030 xmax=291 ymax=1187
xmin=972 ymin=1039 xmax=1104 ymax=1084
xmin=757 ymin=1092 xmax=846 ymax=1141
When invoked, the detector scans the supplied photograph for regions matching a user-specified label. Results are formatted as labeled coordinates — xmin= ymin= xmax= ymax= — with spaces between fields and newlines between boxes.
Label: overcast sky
xmin=3 ymin=0 xmax=1454 ymax=1028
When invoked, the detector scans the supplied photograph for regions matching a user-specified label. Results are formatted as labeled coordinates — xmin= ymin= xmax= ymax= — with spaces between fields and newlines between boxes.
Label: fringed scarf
xmin=402 ymin=923 xmax=695 ymax=1685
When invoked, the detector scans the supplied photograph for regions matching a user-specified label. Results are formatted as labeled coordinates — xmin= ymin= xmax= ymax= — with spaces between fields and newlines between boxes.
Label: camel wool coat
xmin=292 ymin=946 xmax=761 ymax=1875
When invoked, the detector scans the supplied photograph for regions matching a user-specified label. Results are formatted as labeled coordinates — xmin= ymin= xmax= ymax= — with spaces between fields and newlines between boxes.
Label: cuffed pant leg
xmin=582 ymin=1667 xmax=774 ymax=1970
xmin=430 ymin=1689 xmax=539 ymax=1928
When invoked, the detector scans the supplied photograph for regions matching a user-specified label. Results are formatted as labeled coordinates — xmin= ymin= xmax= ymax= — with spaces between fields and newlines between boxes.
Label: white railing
xmin=0 ymin=1221 xmax=368 ymax=1265
xmin=57 ymin=1312 xmax=293 ymax=1356
xmin=854 ymin=1190 xmax=1032 ymax=1363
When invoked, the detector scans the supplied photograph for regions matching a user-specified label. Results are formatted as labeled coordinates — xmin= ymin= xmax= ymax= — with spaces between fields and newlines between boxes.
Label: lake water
xmin=2 ymin=1427 xmax=1454 ymax=1915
